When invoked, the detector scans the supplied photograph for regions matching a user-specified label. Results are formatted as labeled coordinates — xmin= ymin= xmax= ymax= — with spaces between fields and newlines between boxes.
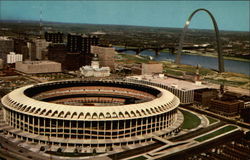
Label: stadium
xmin=1 ymin=80 xmax=183 ymax=151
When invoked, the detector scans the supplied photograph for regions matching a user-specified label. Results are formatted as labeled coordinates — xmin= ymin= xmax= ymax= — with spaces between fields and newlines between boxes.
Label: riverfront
xmin=118 ymin=48 xmax=250 ymax=76
xmin=118 ymin=52 xmax=250 ymax=91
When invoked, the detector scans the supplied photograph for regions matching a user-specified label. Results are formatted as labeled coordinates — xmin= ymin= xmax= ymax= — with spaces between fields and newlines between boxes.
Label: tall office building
xmin=67 ymin=33 xmax=99 ymax=54
xmin=0 ymin=37 xmax=14 ymax=64
xmin=81 ymin=35 xmax=99 ymax=54
xmin=13 ymin=38 xmax=29 ymax=60
xmin=45 ymin=32 xmax=64 ymax=43
xmin=66 ymin=34 xmax=99 ymax=67
xmin=47 ymin=44 xmax=67 ymax=69
xmin=32 ymin=39 xmax=50 ymax=60
xmin=67 ymin=33 xmax=82 ymax=53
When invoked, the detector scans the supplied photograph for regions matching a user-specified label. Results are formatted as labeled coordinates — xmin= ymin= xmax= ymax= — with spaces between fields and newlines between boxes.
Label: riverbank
xmin=181 ymin=50 xmax=250 ymax=62
xmin=161 ymin=61 xmax=250 ymax=90
xmin=117 ymin=53 xmax=249 ymax=90
xmin=114 ymin=46 xmax=250 ymax=62
xmin=159 ymin=48 xmax=250 ymax=62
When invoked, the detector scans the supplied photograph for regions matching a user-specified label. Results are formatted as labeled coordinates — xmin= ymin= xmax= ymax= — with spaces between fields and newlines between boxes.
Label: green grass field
xmin=206 ymin=116 xmax=218 ymax=125
xmin=195 ymin=125 xmax=238 ymax=142
xmin=118 ymin=53 xmax=151 ymax=63
xmin=129 ymin=156 xmax=148 ymax=160
xmin=181 ymin=110 xmax=201 ymax=130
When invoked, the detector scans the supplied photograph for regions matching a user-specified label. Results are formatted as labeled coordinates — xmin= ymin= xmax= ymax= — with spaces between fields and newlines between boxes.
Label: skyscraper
xmin=0 ymin=37 xmax=14 ymax=64
xmin=67 ymin=33 xmax=99 ymax=54
xmin=45 ymin=32 xmax=64 ymax=43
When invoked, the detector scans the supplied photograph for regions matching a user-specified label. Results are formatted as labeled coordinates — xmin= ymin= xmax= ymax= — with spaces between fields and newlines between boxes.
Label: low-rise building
xmin=194 ymin=88 xmax=218 ymax=107
xmin=126 ymin=74 xmax=209 ymax=104
xmin=141 ymin=63 xmax=163 ymax=75
xmin=79 ymin=54 xmax=110 ymax=77
xmin=80 ymin=66 xmax=110 ymax=77
xmin=15 ymin=60 xmax=61 ymax=74
xmin=210 ymin=97 xmax=244 ymax=116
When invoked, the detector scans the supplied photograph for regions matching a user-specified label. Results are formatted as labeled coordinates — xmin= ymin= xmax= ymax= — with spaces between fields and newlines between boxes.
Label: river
xmin=118 ymin=49 xmax=250 ymax=76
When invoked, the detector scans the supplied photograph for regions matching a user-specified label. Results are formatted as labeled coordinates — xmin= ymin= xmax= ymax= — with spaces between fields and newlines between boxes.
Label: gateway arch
xmin=175 ymin=8 xmax=225 ymax=72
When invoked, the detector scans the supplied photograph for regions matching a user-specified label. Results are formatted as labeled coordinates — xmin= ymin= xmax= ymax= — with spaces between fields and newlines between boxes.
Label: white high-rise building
xmin=33 ymin=39 xmax=50 ymax=60
xmin=7 ymin=52 xmax=23 ymax=64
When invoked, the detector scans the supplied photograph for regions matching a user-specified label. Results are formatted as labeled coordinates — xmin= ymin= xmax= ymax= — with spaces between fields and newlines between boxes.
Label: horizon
xmin=1 ymin=19 xmax=249 ymax=33
xmin=0 ymin=1 xmax=249 ymax=32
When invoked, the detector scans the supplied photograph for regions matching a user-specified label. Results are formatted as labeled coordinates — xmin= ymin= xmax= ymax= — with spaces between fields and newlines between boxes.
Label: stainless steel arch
xmin=175 ymin=8 xmax=225 ymax=72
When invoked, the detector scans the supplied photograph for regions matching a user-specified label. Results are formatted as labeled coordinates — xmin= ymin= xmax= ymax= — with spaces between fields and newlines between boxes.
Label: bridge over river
xmin=115 ymin=45 xmax=209 ymax=55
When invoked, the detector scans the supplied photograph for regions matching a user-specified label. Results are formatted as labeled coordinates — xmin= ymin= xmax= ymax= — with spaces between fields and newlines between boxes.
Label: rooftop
xmin=0 ymin=36 xmax=11 ymax=40
xmin=127 ymin=74 xmax=209 ymax=91
xmin=20 ymin=60 xmax=61 ymax=65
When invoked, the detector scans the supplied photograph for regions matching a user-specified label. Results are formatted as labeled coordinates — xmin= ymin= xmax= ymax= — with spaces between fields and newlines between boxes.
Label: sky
xmin=0 ymin=1 xmax=249 ymax=31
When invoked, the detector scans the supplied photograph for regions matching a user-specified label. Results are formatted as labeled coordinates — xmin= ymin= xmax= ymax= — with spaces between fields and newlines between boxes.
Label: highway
xmin=0 ymin=135 xmax=48 ymax=160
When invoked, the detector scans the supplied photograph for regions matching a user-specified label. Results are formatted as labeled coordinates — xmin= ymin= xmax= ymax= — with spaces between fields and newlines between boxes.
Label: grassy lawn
xmin=118 ymin=53 xmax=151 ymax=64
xmin=204 ymin=78 xmax=248 ymax=86
xmin=129 ymin=156 xmax=148 ymax=160
xmin=195 ymin=125 xmax=238 ymax=142
xmin=206 ymin=116 xmax=218 ymax=125
xmin=181 ymin=110 xmax=201 ymax=130
xmin=163 ymin=68 xmax=184 ymax=76
xmin=162 ymin=63 xmax=216 ymax=76
xmin=175 ymin=65 xmax=214 ymax=76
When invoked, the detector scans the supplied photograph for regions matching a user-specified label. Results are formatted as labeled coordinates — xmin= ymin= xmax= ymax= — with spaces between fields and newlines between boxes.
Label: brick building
xmin=194 ymin=88 xmax=218 ymax=107
xmin=210 ymin=97 xmax=244 ymax=116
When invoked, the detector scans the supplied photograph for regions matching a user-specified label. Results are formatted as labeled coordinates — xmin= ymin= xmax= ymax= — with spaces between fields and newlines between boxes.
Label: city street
xmin=0 ymin=135 xmax=48 ymax=160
